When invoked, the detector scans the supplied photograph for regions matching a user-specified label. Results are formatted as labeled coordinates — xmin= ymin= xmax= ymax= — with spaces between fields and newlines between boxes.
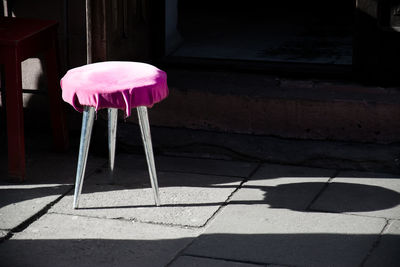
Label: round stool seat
xmin=61 ymin=61 xmax=168 ymax=116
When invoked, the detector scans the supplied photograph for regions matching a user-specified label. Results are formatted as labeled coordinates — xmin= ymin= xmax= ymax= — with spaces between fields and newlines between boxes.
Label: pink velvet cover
xmin=60 ymin=61 xmax=168 ymax=117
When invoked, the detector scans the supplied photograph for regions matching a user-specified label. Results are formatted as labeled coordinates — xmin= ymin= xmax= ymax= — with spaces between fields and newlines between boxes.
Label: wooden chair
xmin=0 ymin=17 xmax=69 ymax=180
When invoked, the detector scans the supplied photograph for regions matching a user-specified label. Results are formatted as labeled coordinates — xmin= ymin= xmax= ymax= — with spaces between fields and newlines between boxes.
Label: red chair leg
xmin=45 ymin=34 xmax=69 ymax=151
xmin=5 ymin=51 xmax=25 ymax=180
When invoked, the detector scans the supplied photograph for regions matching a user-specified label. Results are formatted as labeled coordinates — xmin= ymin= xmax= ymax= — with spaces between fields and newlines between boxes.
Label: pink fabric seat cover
xmin=60 ymin=61 xmax=168 ymax=117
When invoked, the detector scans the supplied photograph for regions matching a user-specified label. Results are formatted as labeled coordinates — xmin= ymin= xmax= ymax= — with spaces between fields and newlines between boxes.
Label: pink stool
xmin=60 ymin=61 xmax=168 ymax=209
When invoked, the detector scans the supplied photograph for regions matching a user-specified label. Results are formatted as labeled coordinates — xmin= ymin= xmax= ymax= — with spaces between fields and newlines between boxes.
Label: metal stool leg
xmin=108 ymin=108 xmax=118 ymax=180
xmin=73 ymin=106 xmax=95 ymax=209
xmin=137 ymin=106 xmax=161 ymax=206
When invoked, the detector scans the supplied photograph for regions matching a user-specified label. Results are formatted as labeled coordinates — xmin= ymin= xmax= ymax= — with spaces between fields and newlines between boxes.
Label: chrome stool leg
xmin=108 ymin=108 xmax=118 ymax=180
xmin=137 ymin=106 xmax=161 ymax=206
xmin=73 ymin=106 xmax=95 ymax=209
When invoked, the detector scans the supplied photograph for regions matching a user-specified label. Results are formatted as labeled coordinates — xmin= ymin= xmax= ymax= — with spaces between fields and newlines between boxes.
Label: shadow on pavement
xmin=2 ymin=176 xmax=400 ymax=212
xmin=69 ymin=182 xmax=400 ymax=213
xmin=0 ymin=233 xmax=399 ymax=267
xmin=0 ymin=185 xmax=71 ymax=209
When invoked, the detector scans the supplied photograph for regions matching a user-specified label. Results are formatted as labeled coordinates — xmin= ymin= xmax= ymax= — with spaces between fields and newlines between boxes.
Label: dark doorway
xmin=169 ymin=0 xmax=354 ymax=66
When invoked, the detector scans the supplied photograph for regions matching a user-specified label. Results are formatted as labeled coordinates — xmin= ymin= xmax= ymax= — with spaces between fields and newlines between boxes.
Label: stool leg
xmin=137 ymin=106 xmax=160 ymax=206
xmin=73 ymin=106 xmax=95 ymax=209
xmin=108 ymin=108 xmax=118 ymax=179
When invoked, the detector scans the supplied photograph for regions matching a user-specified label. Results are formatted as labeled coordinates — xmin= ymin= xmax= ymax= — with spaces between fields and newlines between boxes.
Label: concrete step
xmin=135 ymin=67 xmax=400 ymax=143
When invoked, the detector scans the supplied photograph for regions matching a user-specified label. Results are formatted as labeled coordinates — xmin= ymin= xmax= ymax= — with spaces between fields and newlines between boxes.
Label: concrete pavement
xmin=0 ymin=127 xmax=399 ymax=266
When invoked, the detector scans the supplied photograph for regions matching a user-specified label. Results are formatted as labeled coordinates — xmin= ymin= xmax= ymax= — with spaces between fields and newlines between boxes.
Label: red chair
xmin=0 ymin=17 xmax=69 ymax=180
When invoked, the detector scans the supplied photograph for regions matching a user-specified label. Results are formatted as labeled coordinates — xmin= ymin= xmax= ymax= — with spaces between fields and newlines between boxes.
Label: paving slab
xmin=0 ymin=145 xmax=106 ymax=185
xmin=155 ymin=156 xmax=258 ymax=177
xmin=51 ymin=169 xmax=242 ymax=227
xmin=0 ymin=184 xmax=71 ymax=230
xmin=237 ymin=164 xmax=335 ymax=210
xmin=25 ymin=152 xmax=107 ymax=184
xmin=87 ymin=153 xmax=251 ymax=186
xmin=95 ymin=153 xmax=257 ymax=178
xmin=0 ymin=230 xmax=8 ymax=240
xmin=185 ymin=210 xmax=386 ymax=266
xmin=0 ymin=213 xmax=199 ymax=267
xmin=170 ymin=255 xmax=268 ymax=267
xmin=364 ymin=220 xmax=400 ymax=267
xmin=0 ymin=151 xmax=106 ymax=231
xmin=183 ymin=170 xmax=387 ymax=266
xmin=310 ymin=171 xmax=400 ymax=219
xmin=96 ymin=153 xmax=147 ymax=172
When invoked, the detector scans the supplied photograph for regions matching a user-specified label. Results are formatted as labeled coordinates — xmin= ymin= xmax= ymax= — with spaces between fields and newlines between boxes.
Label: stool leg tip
xmin=73 ymin=199 xmax=79 ymax=209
